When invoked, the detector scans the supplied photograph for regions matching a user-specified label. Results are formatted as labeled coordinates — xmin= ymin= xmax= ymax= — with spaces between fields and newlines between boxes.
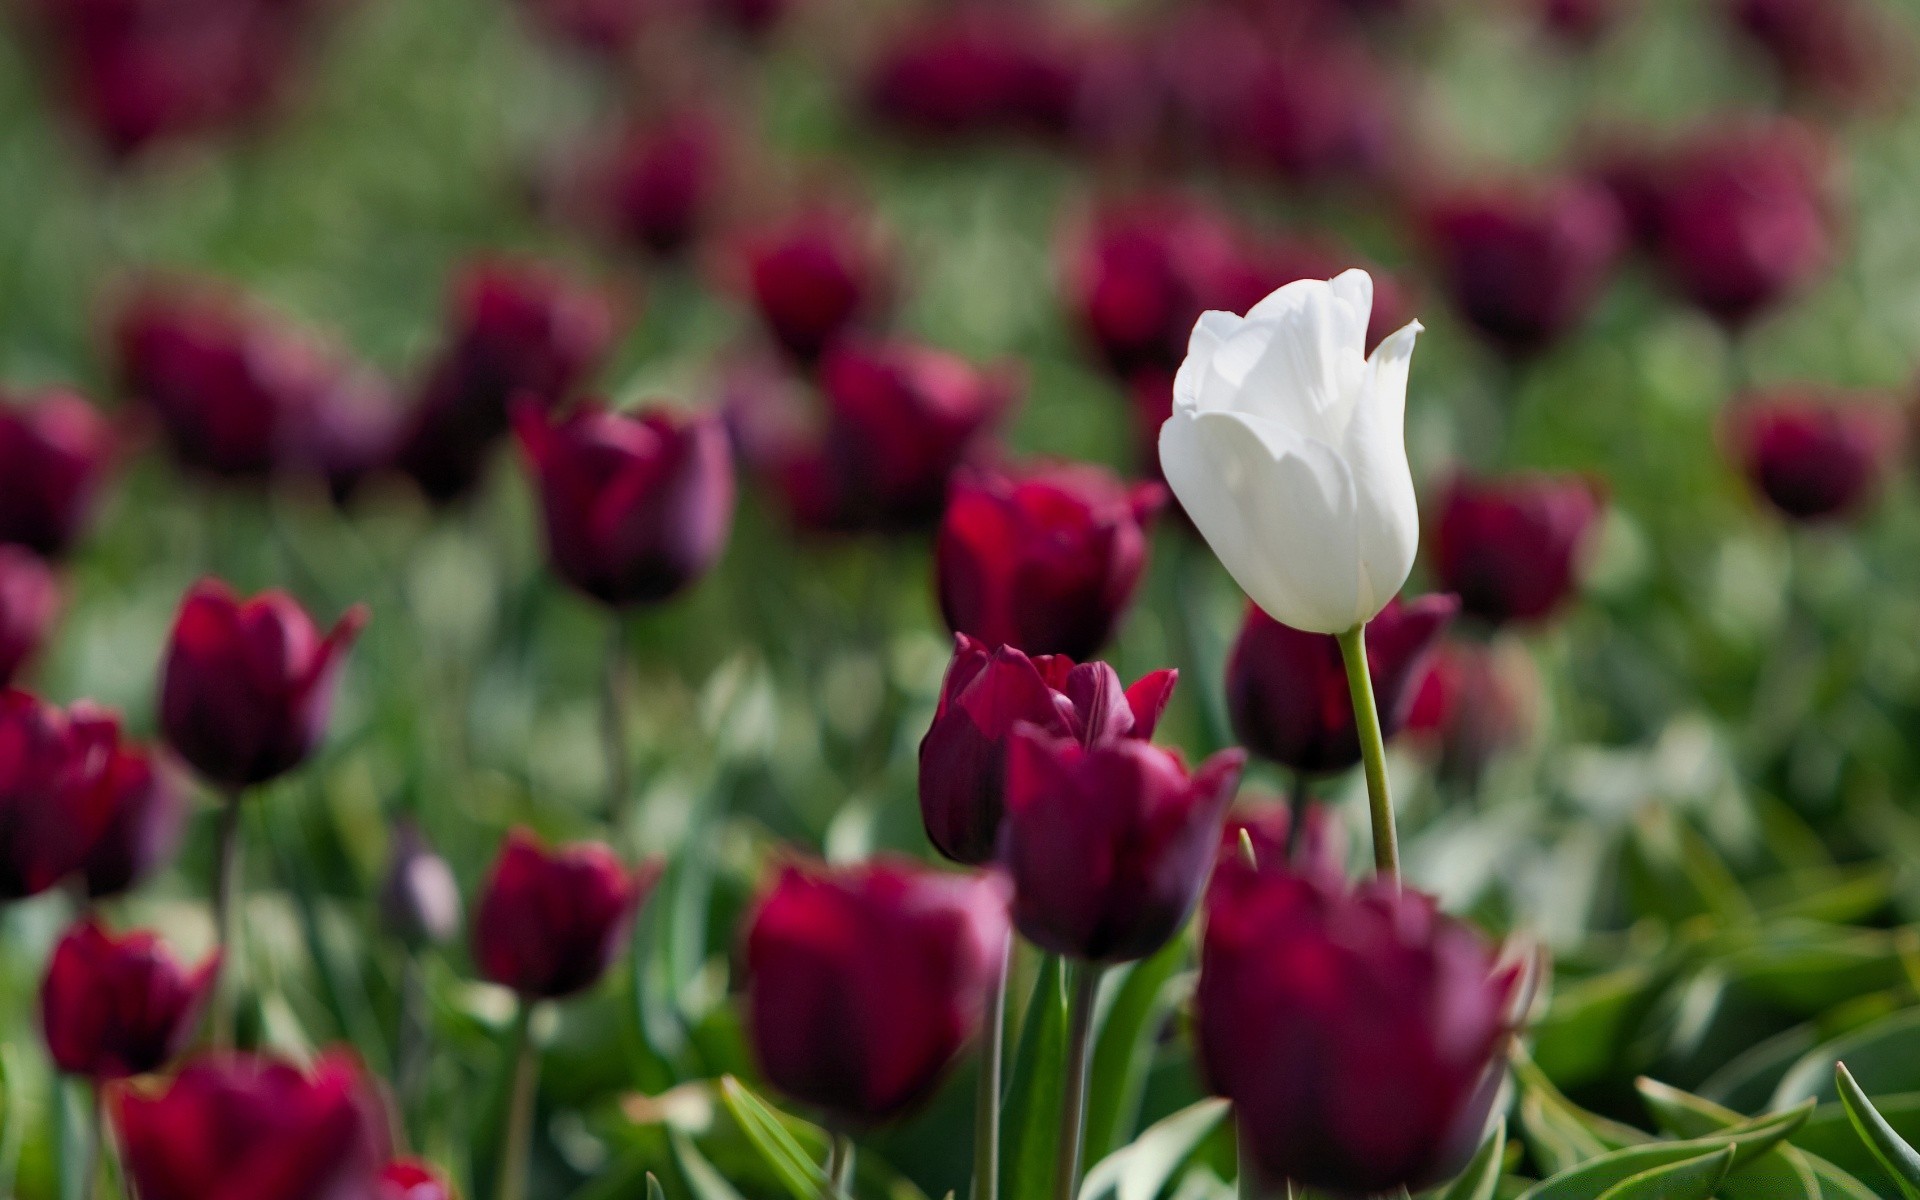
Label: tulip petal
xmin=1173 ymin=310 xmax=1244 ymax=414
xmin=1340 ymin=320 xmax=1423 ymax=616
xmin=1161 ymin=408 xmax=1362 ymax=634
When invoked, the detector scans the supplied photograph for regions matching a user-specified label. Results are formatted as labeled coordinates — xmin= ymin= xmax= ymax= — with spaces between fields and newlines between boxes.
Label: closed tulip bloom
xmin=1405 ymin=638 xmax=1538 ymax=787
xmin=515 ymin=402 xmax=734 ymax=607
xmin=1221 ymin=44 xmax=1397 ymax=187
xmin=41 ymin=919 xmax=217 ymax=1080
xmin=744 ymin=858 xmax=1010 ymax=1124
xmin=397 ymin=259 xmax=619 ymax=502
xmin=863 ymin=10 xmax=1086 ymax=141
xmin=1646 ymin=123 xmax=1834 ymax=327
xmin=1538 ymin=0 xmax=1631 ymax=44
xmin=919 ymin=634 xmax=1177 ymax=865
xmin=0 ymin=547 xmax=59 ymax=688
xmin=1159 ymin=270 xmax=1423 ymax=635
xmin=568 ymin=109 xmax=730 ymax=260
xmin=159 ymin=579 xmax=368 ymax=789
xmin=0 ymin=389 xmax=112 ymax=557
xmin=1725 ymin=0 xmax=1908 ymax=113
xmin=473 ymin=829 xmax=656 ymax=1000
xmin=1424 ymin=180 xmax=1625 ymax=356
xmin=114 ymin=1052 xmax=391 ymax=1200
xmin=937 ymin=463 xmax=1164 ymax=660
xmin=1726 ymin=390 xmax=1902 ymax=522
xmin=0 ymin=691 xmax=119 ymax=899
xmin=1227 ymin=593 xmax=1457 ymax=775
xmin=1433 ymin=474 xmax=1602 ymax=626
xmin=741 ymin=212 xmax=892 ymax=364
xmin=380 ymin=1159 xmax=454 ymax=1200
xmin=1198 ymin=870 xmax=1520 ymax=1195
xmin=80 ymin=742 xmax=187 ymax=899
xmin=1003 ymin=728 xmax=1245 ymax=962
xmin=781 ymin=339 xmax=1017 ymax=533
xmin=380 ymin=820 xmax=462 ymax=948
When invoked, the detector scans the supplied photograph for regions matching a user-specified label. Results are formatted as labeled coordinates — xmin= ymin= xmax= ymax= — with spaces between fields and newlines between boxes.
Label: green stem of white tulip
xmin=1335 ymin=625 xmax=1398 ymax=880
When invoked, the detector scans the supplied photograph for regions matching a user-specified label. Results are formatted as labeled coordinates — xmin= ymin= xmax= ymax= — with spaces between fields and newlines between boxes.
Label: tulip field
xmin=12 ymin=0 xmax=1920 ymax=1197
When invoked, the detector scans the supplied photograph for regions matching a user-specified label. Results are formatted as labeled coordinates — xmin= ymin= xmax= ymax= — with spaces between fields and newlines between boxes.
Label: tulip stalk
xmin=78 ymin=1083 xmax=102 ymax=1200
xmin=210 ymin=787 xmax=246 ymax=1046
xmin=1054 ymin=963 xmax=1103 ymax=1200
xmin=1334 ymin=626 xmax=1398 ymax=879
xmin=497 ymin=1001 xmax=539 ymax=1200
xmin=972 ymin=932 xmax=1010 ymax=1200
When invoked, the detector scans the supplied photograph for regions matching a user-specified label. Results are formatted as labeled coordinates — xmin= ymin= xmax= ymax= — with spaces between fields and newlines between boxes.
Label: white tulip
xmin=1158 ymin=269 xmax=1422 ymax=635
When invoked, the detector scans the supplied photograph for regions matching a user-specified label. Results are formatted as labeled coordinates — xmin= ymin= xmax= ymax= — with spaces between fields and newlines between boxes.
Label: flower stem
xmin=1054 ymin=962 xmax=1103 ymax=1200
xmin=496 ymin=1000 xmax=539 ymax=1200
xmin=210 ymin=787 xmax=246 ymax=1047
xmin=1335 ymin=625 xmax=1398 ymax=879
xmin=972 ymin=931 xmax=1011 ymax=1200
xmin=78 ymin=1083 xmax=101 ymax=1200
xmin=603 ymin=618 xmax=632 ymax=831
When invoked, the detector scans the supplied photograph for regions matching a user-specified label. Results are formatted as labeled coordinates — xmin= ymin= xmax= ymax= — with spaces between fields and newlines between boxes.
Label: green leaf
xmin=1775 ymin=1008 xmax=1920 ymax=1109
xmin=1079 ymin=1098 xmax=1229 ymax=1200
xmin=1513 ymin=1046 xmax=1647 ymax=1175
xmin=1003 ymin=956 xmax=1071 ymax=1200
xmin=717 ymin=1076 xmax=837 ymax=1200
xmin=1834 ymin=1062 xmax=1920 ymax=1200
xmin=673 ymin=1131 xmax=751 ymax=1200
xmin=649 ymin=1171 xmax=669 ymax=1200
xmin=1593 ymin=1146 xmax=1732 ymax=1200
xmin=1435 ymin=1119 xmax=1505 ymax=1200
xmin=1516 ymin=1101 xmax=1812 ymax=1200
xmin=1084 ymin=938 xmax=1190 ymax=1164
xmin=1632 ymin=1078 xmax=1830 ymax=1200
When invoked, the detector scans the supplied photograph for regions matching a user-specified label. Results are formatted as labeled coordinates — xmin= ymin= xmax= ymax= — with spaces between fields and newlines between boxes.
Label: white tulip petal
xmin=1175 ymin=310 xmax=1244 ymax=413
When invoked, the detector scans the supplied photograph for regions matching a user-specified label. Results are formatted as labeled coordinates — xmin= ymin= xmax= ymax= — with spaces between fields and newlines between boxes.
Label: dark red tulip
xmin=1405 ymin=638 xmax=1537 ymax=787
xmin=743 ymin=857 xmax=1010 ymax=1125
xmin=863 ymin=10 xmax=1087 ymax=141
xmin=380 ymin=820 xmax=462 ymax=947
xmin=1227 ymin=595 xmax=1456 ymax=775
xmin=1433 ymin=474 xmax=1603 ymax=626
xmin=1424 ymin=179 xmax=1625 ymax=356
xmin=514 ymin=0 xmax=649 ymax=56
xmin=380 ymin=1159 xmax=453 ymax=1200
xmin=1725 ymin=0 xmax=1909 ymax=113
xmin=0 ymin=547 xmax=59 ymax=688
xmin=704 ymin=0 xmax=794 ymax=38
xmin=113 ymin=1052 xmax=392 ymax=1200
xmin=572 ymin=109 xmax=730 ymax=259
xmin=1726 ymin=390 xmax=1902 ymax=522
xmin=40 ymin=919 xmax=217 ymax=1080
xmin=159 ymin=579 xmax=367 ymax=789
xmin=396 ymin=259 xmax=619 ymax=502
xmin=937 ymin=463 xmax=1164 ymax=661
xmin=739 ymin=211 xmax=892 ymax=364
xmin=0 ymin=691 xmax=119 ymax=900
xmin=750 ymin=339 xmax=1018 ymax=534
xmin=514 ymin=401 xmax=735 ymax=607
xmin=80 ymin=742 xmax=187 ymax=899
xmin=1003 ymin=728 xmax=1244 ymax=962
xmin=116 ymin=282 xmax=357 ymax=482
xmin=0 ymin=389 xmax=113 ymax=558
xmin=473 ymin=828 xmax=655 ymax=1000
xmin=1218 ymin=42 xmax=1397 ymax=187
xmin=1538 ymin=0 xmax=1630 ymax=44
xmin=1198 ymin=870 xmax=1520 ymax=1196
xmin=918 ymin=634 xmax=1177 ymax=865
xmin=1645 ymin=122 xmax=1835 ymax=327
xmin=1220 ymin=799 xmax=1346 ymax=882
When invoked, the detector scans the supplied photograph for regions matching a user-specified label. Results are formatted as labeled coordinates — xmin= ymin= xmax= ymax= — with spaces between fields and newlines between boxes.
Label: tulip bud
xmin=0 ymin=547 xmax=59 ymax=688
xmin=1645 ymin=122 xmax=1834 ymax=328
xmin=40 ymin=919 xmax=217 ymax=1080
xmin=1405 ymin=638 xmax=1538 ymax=787
xmin=473 ymin=828 xmax=655 ymax=1000
xmin=863 ymin=10 xmax=1086 ymax=142
xmin=744 ymin=339 xmax=1016 ymax=534
xmin=0 ymin=389 xmax=112 ymax=558
xmin=1220 ymin=43 xmax=1396 ymax=187
xmin=1227 ymin=594 xmax=1456 ymax=775
xmin=380 ymin=820 xmax=462 ymax=948
xmin=80 ymin=743 xmax=187 ymax=899
xmin=1160 ymin=271 xmax=1424 ymax=635
xmin=739 ymin=211 xmax=892 ymax=364
xmin=1423 ymin=179 xmax=1624 ymax=357
xmin=1537 ymin=0 xmax=1630 ymax=44
xmin=514 ymin=401 xmax=736 ymax=608
xmin=0 ymin=691 xmax=119 ymax=900
xmin=1003 ymin=729 xmax=1244 ymax=962
xmin=1197 ymin=870 xmax=1520 ymax=1195
xmin=743 ymin=858 xmax=1010 ymax=1124
xmin=381 ymin=1159 xmax=454 ymax=1200
xmin=113 ymin=1052 xmax=392 ymax=1200
xmin=1220 ymin=799 xmax=1346 ymax=881
xmin=918 ymin=634 xmax=1177 ymax=865
xmin=936 ymin=463 xmax=1164 ymax=661
xmin=583 ymin=109 xmax=730 ymax=259
xmin=396 ymin=259 xmax=619 ymax=502
xmin=1433 ymin=474 xmax=1602 ymax=627
xmin=1725 ymin=0 xmax=1908 ymax=114
xmin=1725 ymin=390 xmax=1902 ymax=523
xmin=159 ymin=579 xmax=367 ymax=789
